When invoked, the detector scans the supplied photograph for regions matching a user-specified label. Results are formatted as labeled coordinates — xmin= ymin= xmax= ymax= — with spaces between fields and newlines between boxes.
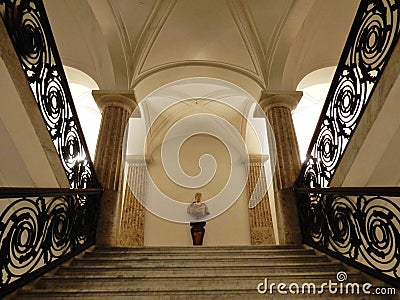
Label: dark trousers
xmin=190 ymin=222 xmax=206 ymax=245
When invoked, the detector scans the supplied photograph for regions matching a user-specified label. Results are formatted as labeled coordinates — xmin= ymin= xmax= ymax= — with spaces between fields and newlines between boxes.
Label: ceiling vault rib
xmin=225 ymin=0 xmax=266 ymax=89
xmin=130 ymin=0 xmax=178 ymax=88
xmin=265 ymin=0 xmax=296 ymax=89
xmin=108 ymin=0 xmax=132 ymax=85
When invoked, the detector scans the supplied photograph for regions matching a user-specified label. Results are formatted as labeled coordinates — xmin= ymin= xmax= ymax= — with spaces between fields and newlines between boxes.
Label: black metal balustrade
xmin=297 ymin=0 xmax=400 ymax=189
xmin=295 ymin=0 xmax=400 ymax=289
xmin=295 ymin=187 xmax=400 ymax=289
xmin=0 ymin=0 xmax=98 ymax=188
xmin=0 ymin=187 xmax=102 ymax=297
xmin=0 ymin=0 xmax=104 ymax=296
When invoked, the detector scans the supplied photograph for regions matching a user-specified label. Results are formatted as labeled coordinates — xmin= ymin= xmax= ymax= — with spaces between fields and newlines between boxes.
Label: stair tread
xmin=44 ymin=271 xmax=362 ymax=280
xmin=83 ymin=253 xmax=319 ymax=259
xmin=16 ymin=245 xmax=376 ymax=299
xmin=95 ymin=245 xmax=304 ymax=250
xmin=75 ymin=255 xmax=327 ymax=262
xmin=58 ymin=261 xmax=343 ymax=270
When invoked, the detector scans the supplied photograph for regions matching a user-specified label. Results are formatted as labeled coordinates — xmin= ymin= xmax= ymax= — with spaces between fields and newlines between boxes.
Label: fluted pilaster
xmin=259 ymin=91 xmax=302 ymax=244
xmin=92 ymin=90 xmax=137 ymax=246
xmin=246 ymin=155 xmax=275 ymax=245
xmin=119 ymin=156 xmax=150 ymax=246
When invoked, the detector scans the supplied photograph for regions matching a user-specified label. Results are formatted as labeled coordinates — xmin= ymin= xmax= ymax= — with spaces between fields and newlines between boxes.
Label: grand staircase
xmin=14 ymin=245 xmax=395 ymax=299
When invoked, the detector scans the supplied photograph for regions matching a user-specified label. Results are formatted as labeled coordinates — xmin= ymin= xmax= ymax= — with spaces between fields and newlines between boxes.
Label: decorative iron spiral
xmin=0 ymin=198 xmax=44 ymax=284
xmin=38 ymin=67 xmax=69 ymax=139
xmin=3 ymin=0 xmax=51 ymax=84
xmin=352 ymin=0 xmax=399 ymax=83
xmin=0 ymin=194 xmax=98 ymax=288
xmin=325 ymin=195 xmax=358 ymax=258
xmin=44 ymin=196 xmax=73 ymax=260
xmin=358 ymin=196 xmax=400 ymax=274
xmin=330 ymin=67 xmax=366 ymax=135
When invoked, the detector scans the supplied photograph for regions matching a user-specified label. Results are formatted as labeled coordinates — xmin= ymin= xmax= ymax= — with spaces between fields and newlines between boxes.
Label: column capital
xmin=242 ymin=154 xmax=269 ymax=166
xmin=258 ymin=91 xmax=303 ymax=112
xmin=92 ymin=90 xmax=137 ymax=114
xmin=126 ymin=155 xmax=152 ymax=166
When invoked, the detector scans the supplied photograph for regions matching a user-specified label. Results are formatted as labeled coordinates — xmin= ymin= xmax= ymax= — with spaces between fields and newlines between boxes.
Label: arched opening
xmin=293 ymin=67 xmax=336 ymax=161
xmin=121 ymin=77 xmax=277 ymax=246
xmin=64 ymin=66 xmax=101 ymax=159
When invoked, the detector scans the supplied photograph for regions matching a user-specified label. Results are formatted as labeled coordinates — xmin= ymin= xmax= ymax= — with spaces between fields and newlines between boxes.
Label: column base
xmin=96 ymin=190 xmax=120 ymax=247
xmin=275 ymin=188 xmax=302 ymax=245
xmin=250 ymin=226 xmax=275 ymax=245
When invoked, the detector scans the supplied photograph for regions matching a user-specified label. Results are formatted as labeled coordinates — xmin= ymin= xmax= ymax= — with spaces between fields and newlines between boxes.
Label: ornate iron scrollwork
xmin=295 ymin=0 xmax=400 ymax=288
xmin=0 ymin=188 xmax=101 ymax=296
xmin=298 ymin=0 xmax=400 ymax=188
xmin=0 ymin=0 xmax=98 ymax=188
xmin=297 ymin=190 xmax=400 ymax=288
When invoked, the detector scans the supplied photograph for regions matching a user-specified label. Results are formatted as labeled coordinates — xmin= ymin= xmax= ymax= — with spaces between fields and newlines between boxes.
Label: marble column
xmin=259 ymin=91 xmax=302 ymax=245
xmin=92 ymin=90 xmax=137 ymax=246
xmin=246 ymin=154 xmax=275 ymax=245
xmin=119 ymin=156 xmax=150 ymax=247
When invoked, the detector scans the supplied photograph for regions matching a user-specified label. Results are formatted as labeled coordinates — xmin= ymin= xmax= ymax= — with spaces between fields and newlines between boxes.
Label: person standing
xmin=187 ymin=192 xmax=209 ymax=245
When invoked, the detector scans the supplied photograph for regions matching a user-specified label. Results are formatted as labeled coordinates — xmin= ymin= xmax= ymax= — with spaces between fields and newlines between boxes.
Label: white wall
xmin=143 ymin=134 xmax=251 ymax=246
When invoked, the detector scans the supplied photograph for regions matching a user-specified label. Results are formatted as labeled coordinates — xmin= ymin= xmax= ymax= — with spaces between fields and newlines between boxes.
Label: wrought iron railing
xmin=0 ymin=0 xmax=98 ymax=188
xmin=297 ymin=0 xmax=400 ymax=189
xmin=295 ymin=187 xmax=400 ymax=289
xmin=295 ymin=0 xmax=400 ymax=288
xmin=0 ymin=187 xmax=102 ymax=297
xmin=0 ymin=0 xmax=104 ymax=296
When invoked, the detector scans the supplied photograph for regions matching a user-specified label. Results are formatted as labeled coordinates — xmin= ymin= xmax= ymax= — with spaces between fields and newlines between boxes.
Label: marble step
xmin=94 ymin=245 xmax=304 ymax=252
xmin=18 ymin=284 xmax=393 ymax=298
xmin=57 ymin=262 xmax=344 ymax=276
xmin=16 ymin=290 xmax=393 ymax=300
xmin=84 ymin=248 xmax=317 ymax=258
xmin=32 ymin=272 xmax=364 ymax=290
xmin=70 ymin=256 xmax=331 ymax=268
xmin=17 ymin=246 xmax=394 ymax=300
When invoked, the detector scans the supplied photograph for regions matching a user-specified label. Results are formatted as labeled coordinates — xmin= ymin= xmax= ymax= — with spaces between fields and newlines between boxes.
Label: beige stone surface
xmin=246 ymin=156 xmax=275 ymax=245
xmin=119 ymin=162 xmax=147 ymax=246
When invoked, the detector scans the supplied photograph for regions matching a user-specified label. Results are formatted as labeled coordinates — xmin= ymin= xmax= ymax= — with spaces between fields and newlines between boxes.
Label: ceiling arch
xmin=44 ymin=0 xmax=359 ymax=95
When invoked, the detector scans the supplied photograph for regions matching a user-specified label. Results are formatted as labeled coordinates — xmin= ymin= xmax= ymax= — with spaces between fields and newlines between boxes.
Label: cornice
xmin=126 ymin=155 xmax=152 ymax=165
xmin=131 ymin=60 xmax=265 ymax=90
xmin=92 ymin=90 xmax=137 ymax=113
xmin=258 ymin=90 xmax=303 ymax=112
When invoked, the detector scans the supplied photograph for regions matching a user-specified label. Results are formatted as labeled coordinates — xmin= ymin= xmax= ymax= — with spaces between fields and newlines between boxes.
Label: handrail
xmin=295 ymin=186 xmax=400 ymax=197
xmin=0 ymin=0 xmax=99 ymax=188
xmin=0 ymin=187 xmax=103 ymax=198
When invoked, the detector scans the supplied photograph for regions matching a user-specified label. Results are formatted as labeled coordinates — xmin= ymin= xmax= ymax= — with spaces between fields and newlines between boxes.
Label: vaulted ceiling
xmin=44 ymin=0 xmax=359 ymax=100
